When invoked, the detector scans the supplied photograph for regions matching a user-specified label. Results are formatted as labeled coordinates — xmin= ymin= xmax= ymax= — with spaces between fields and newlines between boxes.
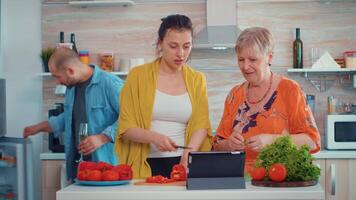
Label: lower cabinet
xmin=315 ymin=159 xmax=356 ymax=200
xmin=41 ymin=160 xmax=66 ymax=200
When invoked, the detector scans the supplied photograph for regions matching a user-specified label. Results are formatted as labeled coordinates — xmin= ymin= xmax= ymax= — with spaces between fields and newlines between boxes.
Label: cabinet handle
xmin=330 ymin=164 xmax=336 ymax=196
xmin=60 ymin=163 xmax=68 ymax=189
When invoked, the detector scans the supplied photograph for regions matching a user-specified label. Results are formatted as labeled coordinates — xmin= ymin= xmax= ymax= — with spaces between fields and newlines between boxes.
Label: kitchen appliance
xmin=0 ymin=79 xmax=34 ymax=200
xmin=193 ymin=0 xmax=240 ymax=49
xmin=48 ymin=103 xmax=65 ymax=153
xmin=0 ymin=78 xmax=6 ymax=136
xmin=326 ymin=115 xmax=356 ymax=150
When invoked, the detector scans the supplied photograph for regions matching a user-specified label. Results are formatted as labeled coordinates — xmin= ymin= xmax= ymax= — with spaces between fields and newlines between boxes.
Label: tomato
xmin=170 ymin=164 xmax=187 ymax=181
xmin=102 ymin=170 xmax=120 ymax=181
xmin=268 ymin=163 xmax=287 ymax=182
xmin=112 ymin=164 xmax=133 ymax=180
xmin=77 ymin=170 xmax=89 ymax=181
xmin=251 ymin=166 xmax=267 ymax=181
xmin=78 ymin=161 xmax=97 ymax=171
xmin=87 ymin=170 xmax=102 ymax=181
xmin=96 ymin=161 xmax=113 ymax=171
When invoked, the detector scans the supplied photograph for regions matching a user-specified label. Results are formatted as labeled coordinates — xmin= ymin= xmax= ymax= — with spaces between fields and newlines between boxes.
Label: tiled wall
xmin=42 ymin=0 xmax=356 ymax=148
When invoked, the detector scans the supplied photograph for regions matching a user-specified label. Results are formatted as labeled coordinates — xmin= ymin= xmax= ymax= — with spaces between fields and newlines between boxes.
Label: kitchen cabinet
xmin=315 ymin=158 xmax=356 ymax=200
xmin=41 ymin=153 xmax=67 ymax=200
xmin=57 ymin=181 xmax=324 ymax=200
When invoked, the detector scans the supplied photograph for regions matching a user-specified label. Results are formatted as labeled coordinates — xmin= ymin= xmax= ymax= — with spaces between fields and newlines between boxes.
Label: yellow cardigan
xmin=114 ymin=58 xmax=212 ymax=178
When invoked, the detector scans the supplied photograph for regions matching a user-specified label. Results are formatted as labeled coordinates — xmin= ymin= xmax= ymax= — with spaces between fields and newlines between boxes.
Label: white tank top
xmin=149 ymin=89 xmax=192 ymax=158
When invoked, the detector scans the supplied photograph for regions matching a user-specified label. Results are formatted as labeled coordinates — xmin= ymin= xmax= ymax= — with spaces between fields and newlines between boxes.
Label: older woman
xmin=115 ymin=14 xmax=212 ymax=178
xmin=213 ymin=27 xmax=320 ymax=173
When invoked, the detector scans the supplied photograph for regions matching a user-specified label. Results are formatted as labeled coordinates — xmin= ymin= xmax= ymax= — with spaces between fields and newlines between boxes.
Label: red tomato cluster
xmin=77 ymin=161 xmax=133 ymax=181
xmin=145 ymin=164 xmax=187 ymax=184
xmin=250 ymin=163 xmax=287 ymax=182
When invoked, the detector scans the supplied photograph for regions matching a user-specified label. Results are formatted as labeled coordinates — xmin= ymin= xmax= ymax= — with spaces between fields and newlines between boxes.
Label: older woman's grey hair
xmin=235 ymin=27 xmax=274 ymax=56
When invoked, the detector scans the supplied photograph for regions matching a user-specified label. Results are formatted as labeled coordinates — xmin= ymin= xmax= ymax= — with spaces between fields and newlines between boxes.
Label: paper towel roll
xmin=119 ymin=59 xmax=130 ymax=72
xmin=129 ymin=58 xmax=145 ymax=69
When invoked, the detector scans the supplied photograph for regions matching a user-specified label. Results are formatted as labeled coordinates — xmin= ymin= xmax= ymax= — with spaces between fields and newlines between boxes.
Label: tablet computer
xmin=187 ymin=151 xmax=245 ymax=190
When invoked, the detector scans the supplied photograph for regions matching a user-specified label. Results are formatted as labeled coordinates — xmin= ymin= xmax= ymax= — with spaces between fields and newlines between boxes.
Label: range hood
xmin=194 ymin=0 xmax=241 ymax=50
xmin=69 ymin=0 xmax=135 ymax=7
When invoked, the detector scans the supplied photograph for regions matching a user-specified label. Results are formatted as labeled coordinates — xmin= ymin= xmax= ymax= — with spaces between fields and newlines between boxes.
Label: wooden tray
xmin=251 ymin=180 xmax=317 ymax=187
xmin=134 ymin=181 xmax=186 ymax=186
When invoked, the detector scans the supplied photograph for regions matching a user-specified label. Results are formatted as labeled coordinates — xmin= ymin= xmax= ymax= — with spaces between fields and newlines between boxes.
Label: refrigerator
xmin=0 ymin=78 xmax=34 ymax=200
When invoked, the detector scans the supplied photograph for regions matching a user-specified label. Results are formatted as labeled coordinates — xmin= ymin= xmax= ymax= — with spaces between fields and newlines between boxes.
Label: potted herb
xmin=40 ymin=47 xmax=55 ymax=72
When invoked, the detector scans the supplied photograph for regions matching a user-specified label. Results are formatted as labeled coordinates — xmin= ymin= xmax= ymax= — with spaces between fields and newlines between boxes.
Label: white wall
xmin=2 ymin=0 xmax=42 ymax=199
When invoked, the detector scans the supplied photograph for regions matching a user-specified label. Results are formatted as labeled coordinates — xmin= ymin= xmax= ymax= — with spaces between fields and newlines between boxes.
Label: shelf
xmin=39 ymin=72 xmax=128 ymax=76
xmin=68 ymin=0 xmax=135 ymax=7
xmin=287 ymin=67 xmax=356 ymax=92
xmin=287 ymin=68 xmax=356 ymax=73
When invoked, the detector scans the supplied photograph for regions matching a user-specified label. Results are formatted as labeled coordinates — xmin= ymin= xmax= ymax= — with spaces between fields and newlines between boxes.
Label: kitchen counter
xmin=40 ymin=150 xmax=356 ymax=160
xmin=57 ymin=181 xmax=324 ymax=200
xmin=40 ymin=152 xmax=65 ymax=160
xmin=314 ymin=150 xmax=356 ymax=159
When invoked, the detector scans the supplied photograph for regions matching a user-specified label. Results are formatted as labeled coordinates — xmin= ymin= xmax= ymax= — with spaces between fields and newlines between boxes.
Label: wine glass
xmin=78 ymin=123 xmax=88 ymax=163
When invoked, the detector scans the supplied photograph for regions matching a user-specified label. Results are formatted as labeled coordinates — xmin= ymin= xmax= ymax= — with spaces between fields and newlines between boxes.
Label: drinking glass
xmin=311 ymin=47 xmax=319 ymax=64
xmin=78 ymin=123 xmax=88 ymax=162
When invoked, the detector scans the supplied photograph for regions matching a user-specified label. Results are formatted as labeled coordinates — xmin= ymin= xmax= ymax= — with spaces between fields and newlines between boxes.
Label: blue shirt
xmin=48 ymin=66 xmax=124 ymax=180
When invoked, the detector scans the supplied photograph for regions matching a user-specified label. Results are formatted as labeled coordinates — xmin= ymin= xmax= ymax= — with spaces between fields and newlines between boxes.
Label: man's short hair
xmin=51 ymin=47 xmax=80 ymax=71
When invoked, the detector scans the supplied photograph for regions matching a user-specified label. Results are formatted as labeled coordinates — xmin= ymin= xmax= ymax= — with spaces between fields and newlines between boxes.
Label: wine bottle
xmin=293 ymin=28 xmax=303 ymax=68
xmin=70 ymin=33 xmax=78 ymax=54
xmin=59 ymin=31 xmax=64 ymax=43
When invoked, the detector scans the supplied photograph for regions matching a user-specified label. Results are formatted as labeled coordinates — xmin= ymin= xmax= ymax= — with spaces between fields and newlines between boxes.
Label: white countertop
xmin=40 ymin=152 xmax=65 ymax=160
xmin=57 ymin=181 xmax=324 ymax=200
xmin=314 ymin=150 xmax=356 ymax=159
xmin=40 ymin=150 xmax=356 ymax=160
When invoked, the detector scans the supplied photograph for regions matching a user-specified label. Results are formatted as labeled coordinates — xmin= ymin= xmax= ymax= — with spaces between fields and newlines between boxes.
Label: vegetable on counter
xmin=77 ymin=161 xmax=133 ymax=181
xmin=145 ymin=164 xmax=187 ymax=184
xmin=254 ymin=136 xmax=320 ymax=182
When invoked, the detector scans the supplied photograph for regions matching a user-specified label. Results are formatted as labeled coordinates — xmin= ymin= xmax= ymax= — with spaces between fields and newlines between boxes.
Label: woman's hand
xmin=151 ymin=133 xmax=177 ymax=152
xmin=179 ymin=149 xmax=191 ymax=169
xmin=226 ymin=132 xmax=245 ymax=151
xmin=246 ymin=134 xmax=278 ymax=152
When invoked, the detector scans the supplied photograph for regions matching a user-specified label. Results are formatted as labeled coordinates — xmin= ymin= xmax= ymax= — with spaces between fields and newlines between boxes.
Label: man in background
xmin=24 ymin=47 xmax=124 ymax=181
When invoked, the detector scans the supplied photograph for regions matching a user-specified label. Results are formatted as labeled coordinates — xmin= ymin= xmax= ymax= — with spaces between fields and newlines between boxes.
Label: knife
xmin=174 ymin=145 xmax=193 ymax=150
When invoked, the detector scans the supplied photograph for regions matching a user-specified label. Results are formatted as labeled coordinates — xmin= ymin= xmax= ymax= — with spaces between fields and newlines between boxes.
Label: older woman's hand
xmin=246 ymin=134 xmax=279 ymax=152
xmin=226 ymin=132 xmax=245 ymax=151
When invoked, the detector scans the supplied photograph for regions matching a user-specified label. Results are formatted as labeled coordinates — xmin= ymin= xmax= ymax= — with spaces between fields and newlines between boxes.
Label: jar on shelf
xmin=344 ymin=50 xmax=356 ymax=68
xmin=79 ymin=50 xmax=89 ymax=65
xmin=99 ymin=52 xmax=114 ymax=71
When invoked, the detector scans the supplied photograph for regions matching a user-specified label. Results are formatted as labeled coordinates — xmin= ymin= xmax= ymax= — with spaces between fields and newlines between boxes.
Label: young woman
xmin=115 ymin=14 xmax=212 ymax=178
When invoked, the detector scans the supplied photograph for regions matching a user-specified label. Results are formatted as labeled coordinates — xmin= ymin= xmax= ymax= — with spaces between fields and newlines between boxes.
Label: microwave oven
xmin=326 ymin=115 xmax=356 ymax=150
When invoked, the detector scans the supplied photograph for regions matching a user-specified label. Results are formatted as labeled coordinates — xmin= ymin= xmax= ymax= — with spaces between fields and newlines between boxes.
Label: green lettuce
xmin=254 ymin=136 xmax=320 ymax=181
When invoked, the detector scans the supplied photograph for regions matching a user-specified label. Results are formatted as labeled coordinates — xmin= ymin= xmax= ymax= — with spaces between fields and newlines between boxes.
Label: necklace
xmin=247 ymin=72 xmax=273 ymax=104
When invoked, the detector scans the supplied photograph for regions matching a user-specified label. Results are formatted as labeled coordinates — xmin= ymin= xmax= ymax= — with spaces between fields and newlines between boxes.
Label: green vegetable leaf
xmin=254 ymin=136 xmax=320 ymax=181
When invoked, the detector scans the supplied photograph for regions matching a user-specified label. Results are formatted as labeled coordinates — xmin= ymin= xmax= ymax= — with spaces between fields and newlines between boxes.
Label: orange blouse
xmin=214 ymin=76 xmax=320 ymax=173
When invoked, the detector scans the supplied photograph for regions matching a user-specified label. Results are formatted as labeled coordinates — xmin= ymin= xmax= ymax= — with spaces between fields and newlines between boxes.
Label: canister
xmin=344 ymin=50 xmax=356 ymax=68
xmin=79 ymin=50 xmax=89 ymax=65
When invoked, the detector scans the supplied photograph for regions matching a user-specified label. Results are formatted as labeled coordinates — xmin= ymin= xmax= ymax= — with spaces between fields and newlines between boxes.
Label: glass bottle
xmin=59 ymin=31 xmax=64 ymax=43
xmin=293 ymin=28 xmax=303 ymax=69
xmin=70 ymin=33 xmax=78 ymax=54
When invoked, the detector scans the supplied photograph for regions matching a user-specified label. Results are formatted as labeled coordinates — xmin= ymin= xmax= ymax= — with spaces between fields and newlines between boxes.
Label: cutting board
xmin=251 ymin=180 xmax=317 ymax=187
xmin=134 ymin=181 xmax=186 ymax=186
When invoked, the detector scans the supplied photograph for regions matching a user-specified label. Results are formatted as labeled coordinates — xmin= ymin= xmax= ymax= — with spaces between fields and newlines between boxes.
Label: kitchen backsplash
xmin=42 ymin=1 xmax=356 ymax=148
